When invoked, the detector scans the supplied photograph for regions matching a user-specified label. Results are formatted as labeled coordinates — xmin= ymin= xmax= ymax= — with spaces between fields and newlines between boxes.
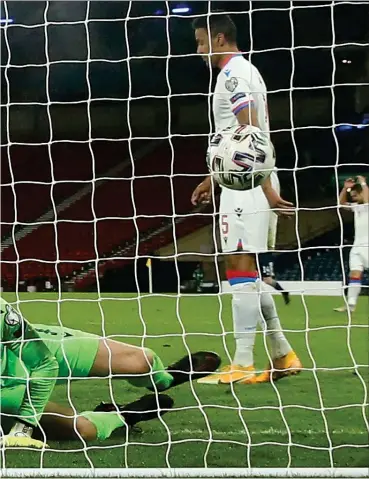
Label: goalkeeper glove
xmin=0 ymin=421 xmax=49 ymax=449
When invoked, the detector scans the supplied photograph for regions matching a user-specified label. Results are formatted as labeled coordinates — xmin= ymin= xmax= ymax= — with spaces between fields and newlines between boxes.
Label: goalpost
xmin=1 ymin=1 xmax=368 ymax=478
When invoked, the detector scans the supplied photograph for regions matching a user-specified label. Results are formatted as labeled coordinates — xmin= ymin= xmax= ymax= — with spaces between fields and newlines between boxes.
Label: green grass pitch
xmin=1 ymin=292 xmax=368 ymax=469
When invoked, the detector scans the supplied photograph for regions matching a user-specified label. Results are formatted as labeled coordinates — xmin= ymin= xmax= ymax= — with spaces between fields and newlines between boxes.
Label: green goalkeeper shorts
xmin=3 ymin=324 xmax=100 ymax=386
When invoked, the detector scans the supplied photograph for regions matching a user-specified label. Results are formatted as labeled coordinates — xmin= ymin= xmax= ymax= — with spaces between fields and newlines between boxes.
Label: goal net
xmin=1 ymin=1 xmax=368 ymax=477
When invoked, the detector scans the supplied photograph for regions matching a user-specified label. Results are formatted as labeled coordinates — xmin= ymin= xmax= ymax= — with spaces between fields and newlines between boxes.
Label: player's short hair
xmin=192 ymin=14 xmax=237 ymax=44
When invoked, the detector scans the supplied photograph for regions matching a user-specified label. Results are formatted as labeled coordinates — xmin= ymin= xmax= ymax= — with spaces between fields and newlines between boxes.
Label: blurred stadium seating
xmin=1 ymin=137 xmax=210 ymax=285
xmin=1 ymin=135 xmax=367 ymax=290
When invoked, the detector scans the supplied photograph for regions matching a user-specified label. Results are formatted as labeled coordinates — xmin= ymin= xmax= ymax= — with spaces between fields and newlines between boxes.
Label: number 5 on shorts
xmin=221 ymin=215 xmax=229 ymax=236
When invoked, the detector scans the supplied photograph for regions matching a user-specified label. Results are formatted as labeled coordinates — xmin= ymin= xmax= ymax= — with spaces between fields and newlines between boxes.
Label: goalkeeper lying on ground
xmin=0 ymin=298 xmax=220 ymax=448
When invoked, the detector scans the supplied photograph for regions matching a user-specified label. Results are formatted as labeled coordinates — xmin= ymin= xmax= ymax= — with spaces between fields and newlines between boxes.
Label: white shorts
xmin=219 ymin=171 xmax=279 ymax=254
xmin=349 ymin=246 xmax=369 ymax=272
xmin=219 ymin=186 xmax=269 ymax=253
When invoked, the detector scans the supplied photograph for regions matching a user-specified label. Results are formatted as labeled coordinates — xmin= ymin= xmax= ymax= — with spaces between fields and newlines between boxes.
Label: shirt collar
xmin=218 ymin=52 xmax=242 ymax=70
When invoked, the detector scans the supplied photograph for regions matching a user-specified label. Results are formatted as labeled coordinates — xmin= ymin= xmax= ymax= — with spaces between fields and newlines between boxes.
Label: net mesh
xmin=1 ymin=0 xmax=368 ymax=476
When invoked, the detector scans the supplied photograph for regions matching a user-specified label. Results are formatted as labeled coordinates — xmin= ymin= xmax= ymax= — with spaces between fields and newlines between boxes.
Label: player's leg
xmin=37 ymin=401 xmax=99 ymax=441
xmin=253 ymin=281 xmax=302 ymax=383
xmin=198 ymin=188 xmax=265 ymax=385
xmin=37 ymin=326 xmax=174 ymax=391
xmin=215 ymin=186 xmax=300 ymax=385
xmin=35 ymin=394 xmax=174 ymax=442
xmin=263 ymin=275 xmax=290 ymax=305
xmin=0 ymin=383 xmax=97 ymax=442
xmin=198 ymin=252 xmax=260 ymax=385
xmin=88 ymin=339 xmax=173 ymax=390
xmin=0 ymin=375 xmax=172 ymax=443
xmin=89 ymin=338 xmax=220 ymax=391
xmin=334 ymin=247 xmax=366 ymax=312
xmin=263 ymin=183 xmax=290 ymax=305
xmin=347 ymin=269 xmax=363 ymax=312
xmin=259 ymin=254 xmax=290 ymax=305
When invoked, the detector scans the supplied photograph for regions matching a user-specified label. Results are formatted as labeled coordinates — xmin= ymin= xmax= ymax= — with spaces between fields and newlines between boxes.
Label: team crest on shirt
xmin=225 ymin=77 xmax=238 ymax=92
xmin=4 ymin=304 xmax=22 ymax=326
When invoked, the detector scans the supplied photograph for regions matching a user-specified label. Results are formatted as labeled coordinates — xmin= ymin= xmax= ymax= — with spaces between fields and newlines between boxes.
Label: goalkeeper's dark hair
xmin=192 ymin=14 xmax=237 ymax=43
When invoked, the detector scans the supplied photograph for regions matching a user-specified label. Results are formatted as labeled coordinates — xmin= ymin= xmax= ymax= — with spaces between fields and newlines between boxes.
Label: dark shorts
xmin=258 ymin=253 xmax=275 ymax=278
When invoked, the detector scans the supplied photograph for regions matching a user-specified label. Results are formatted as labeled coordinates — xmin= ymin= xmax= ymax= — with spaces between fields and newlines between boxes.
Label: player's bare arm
xmin=234 ymin=102 xmax=294 ymax=216
xmin=261 ymin=176 xmax=294 ymax=216
xmin=191 ymin=175 xmax=213 ymax=206
xmin=339 ymin=177 xmax=356 ymax=206
xmin=235 ymin=103 xmax=259 ymax=127
xmin=191 ymin=106 xmax=258 ymax=206
xmin=191 ymin=103 xmax=293 ymax=213
xmin=356 ymin=176 xmax=368 ymax=203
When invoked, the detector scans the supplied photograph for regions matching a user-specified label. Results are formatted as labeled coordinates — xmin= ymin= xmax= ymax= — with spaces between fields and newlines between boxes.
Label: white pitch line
xmin=166 ymin=428 xmax=368 ymax=437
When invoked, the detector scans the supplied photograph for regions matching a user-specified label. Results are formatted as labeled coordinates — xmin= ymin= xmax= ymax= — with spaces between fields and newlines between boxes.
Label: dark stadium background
xmin=1 ymin=1 xmax=368 ymax=293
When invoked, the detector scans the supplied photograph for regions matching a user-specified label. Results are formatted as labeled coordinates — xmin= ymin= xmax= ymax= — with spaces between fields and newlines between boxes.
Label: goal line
xmin=1 ymin=468 xmax=368 ymax=478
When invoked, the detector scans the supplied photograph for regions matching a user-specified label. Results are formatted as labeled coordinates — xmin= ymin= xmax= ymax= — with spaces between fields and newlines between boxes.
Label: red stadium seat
xmin=1 ymin=138 xmax=209 ymax=284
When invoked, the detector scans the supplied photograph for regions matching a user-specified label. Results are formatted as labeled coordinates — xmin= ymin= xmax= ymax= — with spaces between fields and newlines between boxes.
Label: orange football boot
xmin=197 ymin=364 xmax=256 ymax=384
xmin=256 ymin=350 xmax=302 ymax=383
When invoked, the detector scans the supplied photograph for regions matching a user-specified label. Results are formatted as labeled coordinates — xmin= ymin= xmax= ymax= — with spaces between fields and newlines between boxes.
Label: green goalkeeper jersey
xmin=0 ymin=298 xmax=59 ymax=427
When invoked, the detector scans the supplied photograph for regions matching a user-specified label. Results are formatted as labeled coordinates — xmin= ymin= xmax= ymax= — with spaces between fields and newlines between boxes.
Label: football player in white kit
xmin=334 ymin=176 xmax=369 ymax=313
xmin=191 ymin=14 xmax=301 ymax=384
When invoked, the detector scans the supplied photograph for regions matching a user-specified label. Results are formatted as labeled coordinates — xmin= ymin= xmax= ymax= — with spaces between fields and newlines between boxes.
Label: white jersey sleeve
xmin=224 ymin=77 xmax=255 ymax=116
xmin=213 ymin=56 xmax=270 ymax=135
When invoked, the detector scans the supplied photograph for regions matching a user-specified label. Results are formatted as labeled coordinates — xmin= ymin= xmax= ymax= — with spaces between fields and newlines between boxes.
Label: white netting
xmin=1 ymin=1 xmax=369 ymax=477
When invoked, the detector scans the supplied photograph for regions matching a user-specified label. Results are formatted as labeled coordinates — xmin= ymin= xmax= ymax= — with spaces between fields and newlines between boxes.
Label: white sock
xmin=347 ymin=280 xmax=361 ymax=308
xmin=231 ymin=281 xmax=261 ymax=367
xmin=259 ymin=282 xmax=292 ymax=360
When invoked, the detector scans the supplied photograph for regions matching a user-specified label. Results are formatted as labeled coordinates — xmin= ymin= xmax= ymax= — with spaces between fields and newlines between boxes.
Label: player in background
xmin=259 ymin=180 xmax=290 ymax=305
xmin=334 ymin=176 xmax=369 ymax=313
xmin=191 ymin=14 xmax=301 ymax=385
xmin=0 ymin=298 xmax=219 ymax=447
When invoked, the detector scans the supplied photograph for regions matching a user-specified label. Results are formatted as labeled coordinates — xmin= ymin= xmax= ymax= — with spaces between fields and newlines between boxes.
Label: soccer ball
xmin=207 ymin=125 xmax=276 ymax=191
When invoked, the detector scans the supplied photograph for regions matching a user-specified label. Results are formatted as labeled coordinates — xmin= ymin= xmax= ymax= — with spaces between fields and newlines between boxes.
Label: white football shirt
xmin=352 ymin=203 xmax=369 ymax=246
xmin=213 ymin=54 xmax=270 ymax=136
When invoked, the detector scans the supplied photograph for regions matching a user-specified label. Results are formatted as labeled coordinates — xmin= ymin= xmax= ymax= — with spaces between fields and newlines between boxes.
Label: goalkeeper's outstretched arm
xmin=1 ymin=298 xmax=59 ymax=430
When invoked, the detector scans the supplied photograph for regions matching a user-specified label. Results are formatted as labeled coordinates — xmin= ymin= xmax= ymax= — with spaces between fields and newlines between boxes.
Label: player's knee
xmin=225 ymin=253 xmax=256 ymax=273
xmin=76 ymin=417 xmax=97 ymax=442
xmin=141 ymin=348 xmax=154 ymax=372
xmin=349 ymin=270 xmax=362 ymax=280
xmin=124 ymin=346 xmax=154 ymax=374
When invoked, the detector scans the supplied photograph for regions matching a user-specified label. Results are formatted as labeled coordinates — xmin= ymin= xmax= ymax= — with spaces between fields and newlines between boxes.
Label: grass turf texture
xmin=1 ymin=292 xmax=368 ymax=469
